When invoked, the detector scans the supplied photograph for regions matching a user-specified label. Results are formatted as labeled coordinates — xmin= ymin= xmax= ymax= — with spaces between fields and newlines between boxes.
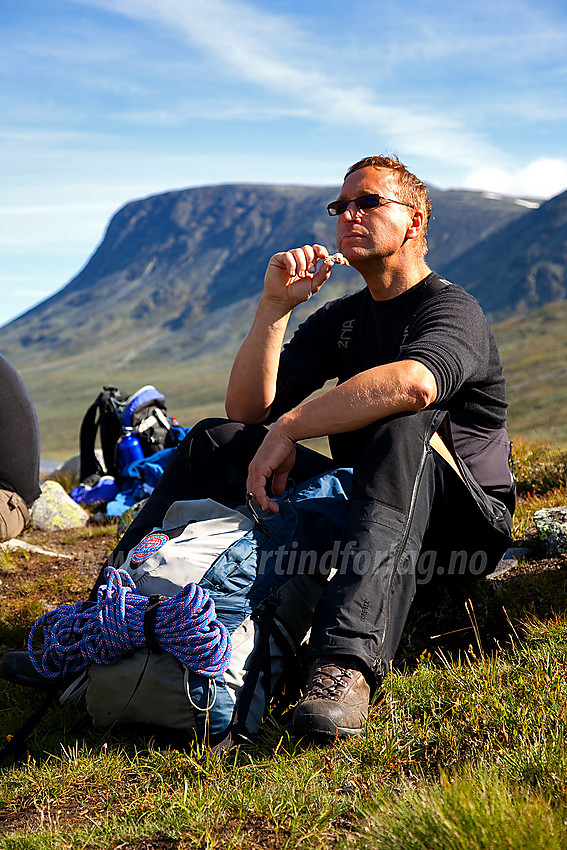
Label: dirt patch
xmin=0 ymin=790 xmax=110 ymax=833
xmin=0 ymin=527 xmax=115 ymax=592
xmin=1 ymin=795 xmax=289 ymax=849
xmin=218 ymin=813 xmax=290 ymax=849
xmin=0 ymin=525 xmax=118 ymax=649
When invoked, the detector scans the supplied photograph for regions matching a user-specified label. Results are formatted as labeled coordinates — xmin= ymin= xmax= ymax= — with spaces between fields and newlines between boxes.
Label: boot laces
xmin=308 ymin=662 xmax=354 ymax=701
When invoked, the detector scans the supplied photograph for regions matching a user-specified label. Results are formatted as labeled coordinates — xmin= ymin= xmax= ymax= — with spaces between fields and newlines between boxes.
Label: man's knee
xmin=186 ymin=417 xmax=264 ymax=445
xmin=174 ymin=417 xmax=235 ymax=459
xmin=185 ymin=416 xmax=231 ymax=440
xmin=350 ymin=410 xmax=442 ymax=505
xmin=370 ymin=409 xmax=443 ymax=442
xmin=173 ymin=418 xmax=269 ymax=480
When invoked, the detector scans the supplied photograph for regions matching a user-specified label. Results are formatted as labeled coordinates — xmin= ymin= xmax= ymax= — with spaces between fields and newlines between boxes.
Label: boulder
xmin=486 ymin=547 xmax=532 ymax=580
xmin=533 ymin=506 xmax=567 ymax=555
xmin=31 ymin=480 xmax=90 ymax=531
xmin=51 ymin=450 xmax=105 ymax=485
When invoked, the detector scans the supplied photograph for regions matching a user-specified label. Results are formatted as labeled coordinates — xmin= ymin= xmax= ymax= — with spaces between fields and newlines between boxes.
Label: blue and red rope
xmin=28 ymin=567 xmax=231 ymax=679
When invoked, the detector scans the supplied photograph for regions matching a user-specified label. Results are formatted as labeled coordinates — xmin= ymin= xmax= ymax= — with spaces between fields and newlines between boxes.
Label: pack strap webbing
xmin=209 ymin=589 xmax=281 ymax=752
xmin=79 ymin=396 xmax=106 ymax=482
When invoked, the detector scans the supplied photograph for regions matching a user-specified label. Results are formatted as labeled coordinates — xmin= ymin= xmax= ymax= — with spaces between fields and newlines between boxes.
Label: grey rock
xmin=30 ymin=480 xmax=90 ymax=530
xmin=486 ymin=547 xmax=531 ymax=580
xmin=52 ymin=450 xmax=105 ymax=484
xmin=533 ymin=506 xmax=567 ymax=555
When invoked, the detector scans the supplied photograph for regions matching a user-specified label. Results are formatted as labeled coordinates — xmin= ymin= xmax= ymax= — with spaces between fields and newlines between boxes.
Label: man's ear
xmin=406 ymin=208 xmax=425 ymax=242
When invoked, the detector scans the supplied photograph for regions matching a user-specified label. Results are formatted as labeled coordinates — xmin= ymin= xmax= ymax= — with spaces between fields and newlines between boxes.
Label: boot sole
xmin=293 ymin=711 xmax=365 ymax=740
xmin=0 ymin=659 xmax=66 ymax=690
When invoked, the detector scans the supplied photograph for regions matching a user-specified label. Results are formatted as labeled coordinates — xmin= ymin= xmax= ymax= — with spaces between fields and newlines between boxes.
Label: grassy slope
xmin=19 ymin=353 xmax=232 ymax=461
xmin=1 ymin=428 xmax=567 ymax=847
xmin=494 ymin=299 xmax=567 ymax=444
xmin=1 ymin=479 xmax=567 ymax=847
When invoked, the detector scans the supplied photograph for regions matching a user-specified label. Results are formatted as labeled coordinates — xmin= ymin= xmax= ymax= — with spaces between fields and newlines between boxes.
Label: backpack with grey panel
xmin=62 ymin=468 xmax=352 ymax=747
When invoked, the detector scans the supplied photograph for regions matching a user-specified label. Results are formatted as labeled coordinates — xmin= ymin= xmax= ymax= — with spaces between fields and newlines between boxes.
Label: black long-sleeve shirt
xmin=270 ymin=273 xmax=515 ymax=506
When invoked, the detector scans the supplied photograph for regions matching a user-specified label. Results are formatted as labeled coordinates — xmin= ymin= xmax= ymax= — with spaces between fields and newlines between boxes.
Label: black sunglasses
xmin=327 ymin=193 xmax=414 ymax=217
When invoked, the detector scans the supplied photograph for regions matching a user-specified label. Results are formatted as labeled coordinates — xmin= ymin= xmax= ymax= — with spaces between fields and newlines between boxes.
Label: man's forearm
xmin=274 ymin=360 xmax=437 ymax=440
xmin=225 ymin=244 xmax=332 ymax=424
xmin=244 ymin=359 xmax=438 ymax=512
xmin=225 ymin=297 xmax=291 ymax=424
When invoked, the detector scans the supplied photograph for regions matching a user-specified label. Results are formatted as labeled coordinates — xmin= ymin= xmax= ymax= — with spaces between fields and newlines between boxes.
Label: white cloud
xmin=463 ymin=157 xmax=567 ymax=199
xmin=65 ymin=0 xmax=499 ymax=169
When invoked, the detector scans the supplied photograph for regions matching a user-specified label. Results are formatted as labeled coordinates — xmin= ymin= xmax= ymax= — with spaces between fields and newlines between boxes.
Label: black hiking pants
xmin=94 ymin=412 xmax=513 ymax=683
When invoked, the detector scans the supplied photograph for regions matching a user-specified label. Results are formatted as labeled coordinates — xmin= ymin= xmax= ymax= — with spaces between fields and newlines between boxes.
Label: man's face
xmin=335 ymin=167 xmax=415 ymax=265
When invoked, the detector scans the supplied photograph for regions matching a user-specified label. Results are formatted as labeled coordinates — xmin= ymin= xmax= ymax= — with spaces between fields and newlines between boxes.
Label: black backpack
xmin=79 ymin=385 xmax=179 ymax=483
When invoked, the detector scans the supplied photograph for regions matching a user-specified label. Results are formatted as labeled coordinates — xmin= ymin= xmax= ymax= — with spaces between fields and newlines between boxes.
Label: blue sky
xmin=2 ymin=0 xmax=567 ymax=328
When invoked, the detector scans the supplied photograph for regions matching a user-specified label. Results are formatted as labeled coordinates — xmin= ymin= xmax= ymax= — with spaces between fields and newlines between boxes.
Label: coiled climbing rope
xmin=27 ymin=567 xmax=231 ymax=679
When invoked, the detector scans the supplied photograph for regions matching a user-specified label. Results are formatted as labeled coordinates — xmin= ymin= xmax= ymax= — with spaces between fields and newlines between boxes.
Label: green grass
xmin=2 ymin=614 xmax=567 ymax=848
xmin=364 ymin=768 xmax=567 ymax=849
xmin=495 ymin=300 xmax=567 ymax=444
xmin=1 ymin=442 xmax=567 ymax=847
xmin=511 ymin=438 xmax=567 ymax=495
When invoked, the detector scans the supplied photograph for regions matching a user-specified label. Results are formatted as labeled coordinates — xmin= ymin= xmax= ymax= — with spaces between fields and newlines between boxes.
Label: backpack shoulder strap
xmin=98 ymin=389 xmax=127 ymax=479
xmin=79 ymin=387 xmax=126 ymax=482
xmin=79 ymin=395 xmax=106 ymax=482
xmin=209 ymin=589 xmax=281 ymax=752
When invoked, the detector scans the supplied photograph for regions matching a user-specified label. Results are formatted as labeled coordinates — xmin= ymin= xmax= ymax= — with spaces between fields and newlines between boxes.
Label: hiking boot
xmin=292 ymin=657 xmax=370 ymax=740
xmin=0 ymin=650 xmax=66 ymax=690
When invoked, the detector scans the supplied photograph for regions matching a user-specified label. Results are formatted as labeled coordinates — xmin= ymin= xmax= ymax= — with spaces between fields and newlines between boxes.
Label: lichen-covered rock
xmin=533 ymin=506 xmax=567 ymax=555
xmin=31 ymin=480 xmax=89 ymax=530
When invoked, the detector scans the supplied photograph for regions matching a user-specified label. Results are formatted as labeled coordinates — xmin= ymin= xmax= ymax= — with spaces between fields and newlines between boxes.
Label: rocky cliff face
xmin=0 ymin=182 xmax=544 ymax=366
xmin=443 ymin=189 xmax=567 ymax=320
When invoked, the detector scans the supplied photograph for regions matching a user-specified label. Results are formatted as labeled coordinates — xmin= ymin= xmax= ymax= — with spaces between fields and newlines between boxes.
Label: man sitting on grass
xmin=1 ymin=155 xmax=515 ymax=742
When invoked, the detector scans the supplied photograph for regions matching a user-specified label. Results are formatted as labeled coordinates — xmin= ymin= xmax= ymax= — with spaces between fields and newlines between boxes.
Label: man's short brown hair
xmin=345 ymin=154 xmax=432 ymax=254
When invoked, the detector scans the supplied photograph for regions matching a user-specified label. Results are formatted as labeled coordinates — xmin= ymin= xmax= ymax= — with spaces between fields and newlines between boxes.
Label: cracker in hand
xmin=323 ymin=253 xmax=350 ymax=266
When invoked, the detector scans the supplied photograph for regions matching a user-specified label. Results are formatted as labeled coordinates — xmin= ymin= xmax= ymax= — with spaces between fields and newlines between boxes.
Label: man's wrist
xmin=257 ymin=293 xmax=293 ymax=325
xmin=275 ymin=410 xmax=301 ymax=443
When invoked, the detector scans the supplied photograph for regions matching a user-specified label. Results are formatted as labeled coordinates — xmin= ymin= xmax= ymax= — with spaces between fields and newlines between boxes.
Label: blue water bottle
xmin=117 ymin=427 xmax=145 ymax=469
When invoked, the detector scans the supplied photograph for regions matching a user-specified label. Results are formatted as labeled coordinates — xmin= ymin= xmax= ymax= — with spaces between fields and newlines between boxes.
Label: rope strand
xmin=28 ymin=568 xmax=231 ymax=679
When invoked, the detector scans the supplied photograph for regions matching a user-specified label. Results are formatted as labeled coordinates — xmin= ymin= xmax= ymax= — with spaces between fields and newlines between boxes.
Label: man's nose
xmin=342 ymin=201 xmax=362 ymax=220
